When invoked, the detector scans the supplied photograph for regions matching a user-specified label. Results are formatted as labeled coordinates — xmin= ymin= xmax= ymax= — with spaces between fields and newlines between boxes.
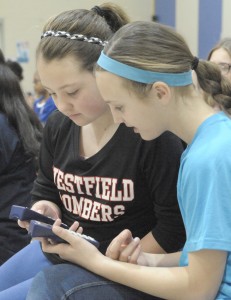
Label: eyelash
xmin=49 ymin=93 xmax=56 ymax=97
xmin=114 ymin=106 xmax=123 ymax=111
xmin=67 ymin=90 xmax=78 ymax=96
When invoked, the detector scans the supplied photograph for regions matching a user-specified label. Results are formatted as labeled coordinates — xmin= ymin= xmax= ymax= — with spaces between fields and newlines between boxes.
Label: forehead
xmin=95 ymin=71 xmax=129 ymax=99
xmin=37 ymin=54 xmax=82 ymax=72
xmin=37 ymin=55 xmax=84 ymax=88
xmin=210 ymin=48 xmax=231 ymax=63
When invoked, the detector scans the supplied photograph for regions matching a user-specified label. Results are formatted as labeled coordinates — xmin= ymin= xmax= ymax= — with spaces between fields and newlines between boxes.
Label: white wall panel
xmin=175 ymin=0 xmax=199 ymax=55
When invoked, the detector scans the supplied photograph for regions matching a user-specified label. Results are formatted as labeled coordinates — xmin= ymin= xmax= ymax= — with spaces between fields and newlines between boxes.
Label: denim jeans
xmin=0 ymin=240 xmax=53 ymax=300
xmin=26 ymin=264 xmax=162 ymax=300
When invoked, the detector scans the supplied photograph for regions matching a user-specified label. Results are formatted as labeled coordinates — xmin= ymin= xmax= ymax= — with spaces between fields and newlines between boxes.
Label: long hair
xmin=0 ymin=49 xmax=43 ymax=163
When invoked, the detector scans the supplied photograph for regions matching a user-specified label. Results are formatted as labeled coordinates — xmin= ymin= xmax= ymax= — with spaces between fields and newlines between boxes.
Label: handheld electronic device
xmin=28 ymin=220 xmax=100 ymax=248
xmin=9 ymin=205 xmax=68 ymax=229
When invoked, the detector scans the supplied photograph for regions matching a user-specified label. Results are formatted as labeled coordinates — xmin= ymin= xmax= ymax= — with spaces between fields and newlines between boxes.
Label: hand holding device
xmin=9 ymin=205 xmax=68 ymax=229
xmin=28 ymin=220 xmax=100 ymax=248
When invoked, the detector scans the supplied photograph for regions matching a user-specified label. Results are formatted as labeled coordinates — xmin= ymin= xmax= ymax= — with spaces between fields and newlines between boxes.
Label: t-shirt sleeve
xmin=180 ymin=153 xmax=231 ymax=252
xmin=30 ymin=111 xmax=61 ymax=204
xmin=141 ymin=131 xmax=186 ymax=253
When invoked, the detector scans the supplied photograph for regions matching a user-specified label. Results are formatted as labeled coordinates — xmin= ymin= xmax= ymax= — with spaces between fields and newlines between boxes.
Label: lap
xmin=0 ymin=240 xmax=52 ymax=291
xmin=0 ymin=278 xmax=33 ymax=300
xmin=27 ymin=264 xmax=162 ymax=300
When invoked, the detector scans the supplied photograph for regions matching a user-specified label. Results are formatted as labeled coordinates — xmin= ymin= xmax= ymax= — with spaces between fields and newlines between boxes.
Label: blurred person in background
xmin=208 ymin=37 xmax=231 ymax=83
xmin=0 ymin=49 xmax=43 ymax=265
xmin=6 ymin=59 xmax=24 ymax=82
xmin=33 ymin=70 xmax=56 ymax=125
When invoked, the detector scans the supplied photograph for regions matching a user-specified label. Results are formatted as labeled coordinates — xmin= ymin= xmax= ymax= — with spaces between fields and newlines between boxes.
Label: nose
xmin=54 ymin=95 xmax=73 ymax=113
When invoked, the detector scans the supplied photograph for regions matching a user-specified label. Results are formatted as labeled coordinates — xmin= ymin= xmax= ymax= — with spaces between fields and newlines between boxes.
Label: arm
xmin=141 ymin=132 xmax=186 ymax=253
xmin=94 ymin=249 xmax=226 ymax=300
xmin=42 ymin=223 xmax=226 ymax=300
xmin=18 ymin=112 xmax=64 ymax=230
xmin=30 ymin=111 xmax=62 ymax=206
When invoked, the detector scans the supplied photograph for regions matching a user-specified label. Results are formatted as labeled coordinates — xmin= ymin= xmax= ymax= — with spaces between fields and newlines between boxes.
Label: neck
xmin=89 ymin=109 xmax=118 ymax=139
xmin=167 ymin=94 xmax=218 ymax=144
xmin=80 ymin=110 xmax=119 ymax=157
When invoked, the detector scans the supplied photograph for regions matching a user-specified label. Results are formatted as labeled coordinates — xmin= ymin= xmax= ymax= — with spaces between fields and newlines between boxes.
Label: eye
xmin=114 ymin=106 xmax=123 ymax=112
xmin=67 ymin=90 xmax=78 ymax=96
xmin=49 ymin=93 xmax=57 ymax=97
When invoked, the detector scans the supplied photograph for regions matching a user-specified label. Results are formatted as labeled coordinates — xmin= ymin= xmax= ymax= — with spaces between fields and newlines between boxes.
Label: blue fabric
xmin=0 ymin=241 xmax=52 ymax=300
xmin=97 ymin=51 xmax=193 ymax=86
xmin=26 ymin=264 xmax=161 ymax=300
xmin=33 ymin=96 xmax=56 ymax=124
xmin=178 ymin=112 xmax=231 ymax=299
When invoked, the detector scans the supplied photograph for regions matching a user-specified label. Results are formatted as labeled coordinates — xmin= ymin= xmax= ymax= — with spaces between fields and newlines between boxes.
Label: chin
xmin=140 ymin=132 xmax=160 ymax=141
xmin=71 ymin=118 xmax=90 ymax=127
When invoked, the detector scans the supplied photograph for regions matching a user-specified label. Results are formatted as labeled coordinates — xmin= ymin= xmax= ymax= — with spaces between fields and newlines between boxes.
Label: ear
xmin=150 ymin=81 xmax=171 ymax=105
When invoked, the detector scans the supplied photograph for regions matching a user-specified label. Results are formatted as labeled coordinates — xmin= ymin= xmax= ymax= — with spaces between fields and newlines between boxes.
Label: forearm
xmin=142 ymin=251 xmax=181 ymax=267
xmin=90 ymin=255 xmax=192 ymax=300
xmin=83 ymin=249 xmax=224 ymax=300
xmin=47 ymin=226 xmax=224 ymax=300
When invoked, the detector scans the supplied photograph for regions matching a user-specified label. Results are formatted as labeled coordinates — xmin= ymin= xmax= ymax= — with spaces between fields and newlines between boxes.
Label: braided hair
xmin=99 ymin=21 xmax=231 ymax=114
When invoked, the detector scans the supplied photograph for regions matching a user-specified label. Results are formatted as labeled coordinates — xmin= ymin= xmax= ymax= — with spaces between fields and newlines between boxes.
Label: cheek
xmin=81 ymin=95 xmax=107 ymax=114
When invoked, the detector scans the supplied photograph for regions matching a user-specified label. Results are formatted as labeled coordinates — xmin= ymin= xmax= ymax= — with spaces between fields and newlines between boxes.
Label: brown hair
xmin=98 ymin=21 xmax=231 ymax=114
xmin=36 ymin=3 xmax=130 ymax=71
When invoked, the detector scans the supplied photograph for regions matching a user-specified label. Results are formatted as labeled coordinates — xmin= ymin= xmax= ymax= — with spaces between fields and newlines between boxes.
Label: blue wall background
xmin=155 ymin=0 xmax=222 ymax=59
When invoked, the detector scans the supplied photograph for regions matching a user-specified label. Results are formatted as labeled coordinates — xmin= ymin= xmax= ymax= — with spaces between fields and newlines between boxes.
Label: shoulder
xmin=119 ymin=125 xmax=184 ymax=153
xmin=141 ymin=131 xmax=184 ymax=157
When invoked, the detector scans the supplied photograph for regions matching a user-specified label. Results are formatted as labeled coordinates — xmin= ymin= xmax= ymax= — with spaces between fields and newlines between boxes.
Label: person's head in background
xmin=0 ymin=48 xmax=42 ymax=164
xmin=32 ymin=69 xmax=57 ymax=125
xmin=36 ymin=3 xmax=129 ymax=127
xmin=6 ymin=59 xmax=24 ymax=82
xmin=208 ymin=38 xmax=231 ymax=82
xmin=95 ymin=21 xmax=231 ymax=142
xmin=33 ymin=70 xmax=49 ymax=99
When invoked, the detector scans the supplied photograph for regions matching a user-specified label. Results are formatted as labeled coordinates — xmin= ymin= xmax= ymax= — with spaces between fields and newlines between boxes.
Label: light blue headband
xmin=97 ymin=51 xmax=193 ymax=86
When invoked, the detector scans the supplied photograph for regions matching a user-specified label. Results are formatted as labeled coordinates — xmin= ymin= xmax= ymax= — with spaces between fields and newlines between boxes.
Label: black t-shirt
xmin=0 ymin=113 xmax=36 ymax=264
xmin=32 ymin=110 xmax=185 ymax=253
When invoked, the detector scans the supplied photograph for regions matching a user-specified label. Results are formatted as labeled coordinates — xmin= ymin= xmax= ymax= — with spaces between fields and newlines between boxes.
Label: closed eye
xmin=114 ymin=106 xmax=123 ymax=111
xmin=67 ymin=90 xmax=79 ymax=96
xmin=49 ymin=93 xmax=56 ymax=97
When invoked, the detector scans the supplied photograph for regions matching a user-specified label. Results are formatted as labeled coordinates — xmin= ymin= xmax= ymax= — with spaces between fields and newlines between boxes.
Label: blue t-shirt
xmin=178 ymin=112 xmax=231 ymax=299
xmin=33 ymin=96 xmax=56 ymax=125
